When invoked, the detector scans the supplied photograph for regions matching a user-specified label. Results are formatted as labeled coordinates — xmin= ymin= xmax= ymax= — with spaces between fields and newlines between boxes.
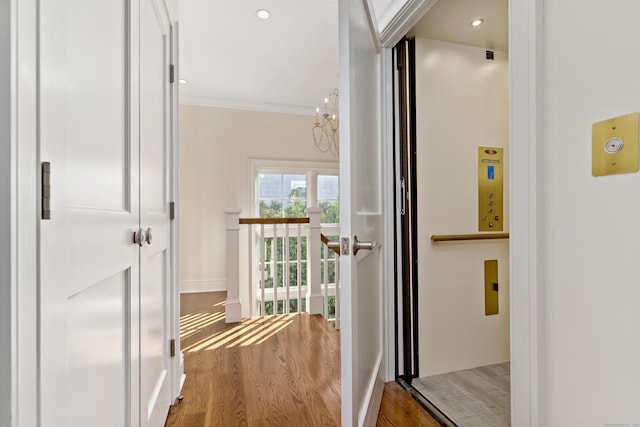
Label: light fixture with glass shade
xmin=312 ymin=89 xmax=339 ymax=157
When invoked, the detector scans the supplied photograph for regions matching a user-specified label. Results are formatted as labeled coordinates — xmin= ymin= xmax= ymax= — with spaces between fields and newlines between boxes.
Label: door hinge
xmin=169 ymin=64 xmax=175 ymax=83
xmin=169 ymin=201 xmax=175 ymax=220
xmin=41 ymin=162 xmax=51 ymax=220
xmin=170 ymin=339 xmax=176 ymax=357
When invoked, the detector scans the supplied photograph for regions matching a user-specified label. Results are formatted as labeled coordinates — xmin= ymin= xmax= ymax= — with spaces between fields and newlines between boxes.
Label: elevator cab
xmin=394 ymin=1 xmax=510 ymax=425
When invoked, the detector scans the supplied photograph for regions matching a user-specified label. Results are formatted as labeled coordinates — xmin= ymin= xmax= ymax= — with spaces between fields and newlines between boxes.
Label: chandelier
xmin=312 ymin=89 xmax=339 ymax=157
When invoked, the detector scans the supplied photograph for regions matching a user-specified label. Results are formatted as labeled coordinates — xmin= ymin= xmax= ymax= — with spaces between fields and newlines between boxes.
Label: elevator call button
xmin=592 ymin=113 xmax=639 ymax=176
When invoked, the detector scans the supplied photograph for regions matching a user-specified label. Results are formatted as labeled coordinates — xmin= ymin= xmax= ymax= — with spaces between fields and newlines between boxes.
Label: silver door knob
xmin=133 ymin=228 xmax=147 ymax=247
xmin=145 ymin=227 xmax=153 ymax=245
xmin=353 ymin=235 xmax=379 ymax=255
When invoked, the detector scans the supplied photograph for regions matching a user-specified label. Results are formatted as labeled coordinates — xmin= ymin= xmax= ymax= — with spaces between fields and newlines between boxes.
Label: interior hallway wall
xmin=179 ymin=105 xmax=334 ymax=294
xmin=539 ymin=1 xmax=640 ymax=424
xmin=415 ymin=38 xmax=509 ymax=376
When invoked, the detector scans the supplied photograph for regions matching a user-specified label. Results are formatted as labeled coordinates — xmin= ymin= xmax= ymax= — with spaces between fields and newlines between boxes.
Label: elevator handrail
xmin=430 ymin=233 xmax=509 ymax=242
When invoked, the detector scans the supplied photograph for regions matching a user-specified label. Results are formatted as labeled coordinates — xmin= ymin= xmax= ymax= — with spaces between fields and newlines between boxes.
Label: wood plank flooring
xmin=165 ymin=292 xmax=439 ymax=426
xmin=376 ymin=382 xmax=442 ymax=427
xmin=413 ymin=363 xmax=511 ymax=427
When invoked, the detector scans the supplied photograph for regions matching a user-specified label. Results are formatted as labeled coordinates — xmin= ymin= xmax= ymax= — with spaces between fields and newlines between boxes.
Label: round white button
xmin=605 ymin=137 xmax=624 ymax=154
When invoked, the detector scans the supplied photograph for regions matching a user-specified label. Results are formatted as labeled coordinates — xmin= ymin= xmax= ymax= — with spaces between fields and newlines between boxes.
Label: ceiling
xmin=409 ymin=0 xmax=508 ymax=52
xmin=179 ymin=0 xmax=339 ymax=114
xmin=178 ymin=0 xmax=507 ymax=114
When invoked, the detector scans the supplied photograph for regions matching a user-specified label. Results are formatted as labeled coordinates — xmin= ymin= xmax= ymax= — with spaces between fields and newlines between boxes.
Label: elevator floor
xmin=413 ymin=362 xmax=510 ymax=427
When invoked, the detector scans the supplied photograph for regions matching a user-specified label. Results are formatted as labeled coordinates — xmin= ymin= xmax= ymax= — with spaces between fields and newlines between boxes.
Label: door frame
xmin=5 ymin=1 xmax=182 ymax=426
xmin=377 ymin=0 xmax=545 ymax=426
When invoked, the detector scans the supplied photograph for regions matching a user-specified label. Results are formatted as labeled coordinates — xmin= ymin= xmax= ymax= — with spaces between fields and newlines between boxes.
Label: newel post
xmin=305 ymin=207 xmax=324 ymax=315
xmin=224 ymin=208 xmax=242 ymax=323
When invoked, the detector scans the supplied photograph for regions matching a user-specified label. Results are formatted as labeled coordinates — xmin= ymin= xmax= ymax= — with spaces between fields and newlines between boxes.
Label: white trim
xmin=375 ymin=0 xmax=412 ymax=33
xmin=381 ymin=47 xmax=397 ymax=382
xmin=169 ymin=21 xmax=185 ymax=403
xmin=180 ymin=280 xmax=227 ymax=294
xmin=1 ymin=0 xmax=14 ymax=424
xmin=509 ymin=0 xmax=544 ymax=425
xmin=379 ymin=0 xmax=438 ymax=48
xmin=179 ymin=95 xmax=316 ymax=116
xmin=363 ymin=0 xmax=382 ymax=52
xmin=9 ymin=0 xmax=40 ymax=425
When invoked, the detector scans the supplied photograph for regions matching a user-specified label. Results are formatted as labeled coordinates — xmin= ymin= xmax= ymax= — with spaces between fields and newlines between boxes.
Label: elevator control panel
xmin=592 ymin=112 xmax=639 ymax=177
xmin=478 ymin=147 xmax=504 ymax=232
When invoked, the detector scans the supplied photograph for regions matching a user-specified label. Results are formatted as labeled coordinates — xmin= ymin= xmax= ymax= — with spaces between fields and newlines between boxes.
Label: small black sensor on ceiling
xmin=486 ymin=50 xmax=494 ymax=60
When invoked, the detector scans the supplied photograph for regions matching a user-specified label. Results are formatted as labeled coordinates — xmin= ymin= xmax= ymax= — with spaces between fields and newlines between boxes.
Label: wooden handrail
xmin=431 ymin=233 xmax=509 ymax=242
xmin=239 ymin=217 xmax=310 ymax=225
xmin=321 ymin=233 xmax=341 ymax=255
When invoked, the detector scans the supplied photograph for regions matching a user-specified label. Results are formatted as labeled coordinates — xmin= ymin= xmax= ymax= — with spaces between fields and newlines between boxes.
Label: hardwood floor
xmin=165 ymin=292 xmax=439 ymax=426
xmin=376 ymin=382 xmax=442 ymax=427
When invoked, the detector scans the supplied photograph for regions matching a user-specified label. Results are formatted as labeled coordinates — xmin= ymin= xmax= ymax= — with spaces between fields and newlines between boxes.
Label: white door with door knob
xmin=339 ymin=0 xmax=386 ymax=424
xmin=39 ymin=1 xmax=173 ymax=426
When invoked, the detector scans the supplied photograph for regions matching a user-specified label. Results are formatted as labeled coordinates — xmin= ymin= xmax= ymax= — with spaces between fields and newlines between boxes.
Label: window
xmin=258 ymin=173 xmax=307 ymax=218
xmin=318 ymin=174 xmax=339 ymax=224
xmin=250 ymin=159 xmax=339 ymax=223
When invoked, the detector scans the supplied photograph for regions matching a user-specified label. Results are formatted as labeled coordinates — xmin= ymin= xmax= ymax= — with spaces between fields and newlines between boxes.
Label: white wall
xmin=540 ymin=2 xmax=640 ymax=425
xmin=179 ymin=104 xmax=335 ymax=293
xmin=415 ymin=39 xmax=509 ymax=376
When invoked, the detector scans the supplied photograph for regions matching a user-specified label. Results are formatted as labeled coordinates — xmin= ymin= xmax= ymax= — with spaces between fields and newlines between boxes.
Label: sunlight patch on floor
xmin=181 ymin=314 xmax=297 ymax=352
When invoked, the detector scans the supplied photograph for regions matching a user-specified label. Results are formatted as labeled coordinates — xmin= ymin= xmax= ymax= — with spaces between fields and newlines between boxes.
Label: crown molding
xmin=379 ymin=0 xmax=439 ymax=47
xmin=179 ymin=95 xmax=315 ymax=116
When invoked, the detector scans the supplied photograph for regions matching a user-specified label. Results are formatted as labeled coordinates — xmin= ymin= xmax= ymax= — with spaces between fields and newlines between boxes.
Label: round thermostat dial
xmin=604 ymin=137 xmax=624 ymax=154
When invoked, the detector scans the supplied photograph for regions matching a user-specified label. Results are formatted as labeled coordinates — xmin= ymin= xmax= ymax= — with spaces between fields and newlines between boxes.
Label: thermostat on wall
xmin=592 ymin=112 xmax=639 ymax=176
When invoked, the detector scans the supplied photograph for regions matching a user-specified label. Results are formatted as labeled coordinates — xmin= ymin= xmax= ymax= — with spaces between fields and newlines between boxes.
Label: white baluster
xmin=297 ymin=224 xmax=302 ymax=313
xmin=323 ymin=244 xmax=329 ymax=318
xmin=248 ymin=224 xmax=254 ymax=318
xmin=273 ymin=223 xmax=278 ymax=315
xmin=285 ymin=224 xmax=290 ymax=314
xmin=260 ymin=223 xmax=266 ymax=316
xmin=335 ymin=258 xmax=340 ymax=329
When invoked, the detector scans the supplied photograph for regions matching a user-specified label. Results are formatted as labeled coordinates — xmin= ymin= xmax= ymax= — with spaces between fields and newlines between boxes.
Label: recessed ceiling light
xmin=179 ymin=79 xmax=188 ymax=84
xmin=256 ymin=9 xmax=271 ymax=19
xmin=470 ymin=18 xmax=484 ymax=27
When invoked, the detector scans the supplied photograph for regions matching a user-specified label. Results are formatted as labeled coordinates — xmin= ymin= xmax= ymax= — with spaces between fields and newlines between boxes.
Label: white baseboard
xmin=180 ymin=280 xmax=226 ymax=294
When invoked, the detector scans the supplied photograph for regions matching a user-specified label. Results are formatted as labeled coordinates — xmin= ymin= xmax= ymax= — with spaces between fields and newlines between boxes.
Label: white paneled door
xmin=40 ymin=1 xmax=172 ymax=426
xmin=339 ymin=0 xmax=385 ymax=425
xmin=140 ymin=0 xmax=172 ymax=425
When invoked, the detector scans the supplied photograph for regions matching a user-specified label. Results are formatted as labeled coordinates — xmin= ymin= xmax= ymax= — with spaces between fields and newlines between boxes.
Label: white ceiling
xmin=409 ymin=0 xmax=508 ymax=52
xmin=179 ymin=0 xmax=339 ymax=114
xmin=178 ymin=0 xmax=507 ymax=114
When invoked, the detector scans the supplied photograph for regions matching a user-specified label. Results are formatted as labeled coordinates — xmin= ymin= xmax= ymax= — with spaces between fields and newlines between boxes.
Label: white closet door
xmin=39 ymin=1 xmax=140 ymax=426
xmin=139 ymin=0 xmax=172 ymax=425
